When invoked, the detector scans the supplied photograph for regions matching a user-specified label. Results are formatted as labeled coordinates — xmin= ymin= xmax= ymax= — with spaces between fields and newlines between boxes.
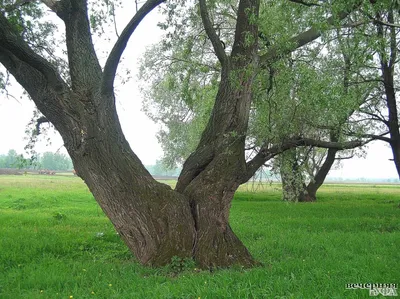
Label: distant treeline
xmin=0 ymin=149 xmax=73 ymax=171
xmin=1 ymin=150 xmax=180 ymax=175
xmin=326 ymin=177 xmax=400 ymax=183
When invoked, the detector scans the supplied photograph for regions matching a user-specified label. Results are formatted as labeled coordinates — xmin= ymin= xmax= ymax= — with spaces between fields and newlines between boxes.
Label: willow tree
xmin=141 ymin=1 xmax=374 ymax=203
xmin=0 ymin=0 xmax=367 ymax=268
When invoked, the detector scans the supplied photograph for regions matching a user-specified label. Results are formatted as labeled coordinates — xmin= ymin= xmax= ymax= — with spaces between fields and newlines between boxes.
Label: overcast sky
xmin=0 ymin=3 xmax=398 ymax=179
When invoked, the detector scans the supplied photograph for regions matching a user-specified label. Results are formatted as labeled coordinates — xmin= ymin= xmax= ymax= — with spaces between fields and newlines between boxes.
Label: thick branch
xmin=61 ymin=0 xmax=102 ymax=92
xmin=388 ymin=10 xmax=397 ymax=68
xmin=242 ymin=137 xmax=366 ymax=183
xmin=0 ymin=12 xmax=80 ymax=144
xmin=198 ymin=0 xmax=227 ymax=66
xmin=0 ymin=45 xmax=73 ymax=136
xmin=0 ymin=13 xmax=66 ymax=91
xmin=102 ymin=0 xmax=165 ymax=95
xmin=259 ymin=6 xmax=355 ymax=65
xmin=177 ymin=0 xmax=260 ymax=192
xmin=36 ymin=116 xmax=50 ymax=134
xmin=231 ymin=0 xmax=260 ymax=62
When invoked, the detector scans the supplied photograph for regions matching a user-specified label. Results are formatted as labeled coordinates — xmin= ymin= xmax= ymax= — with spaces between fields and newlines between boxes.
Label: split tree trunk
xmin=66 ymin=108 xmax=196 ymax=266
xmin=0 ymin=0 xmax=261 ymax=269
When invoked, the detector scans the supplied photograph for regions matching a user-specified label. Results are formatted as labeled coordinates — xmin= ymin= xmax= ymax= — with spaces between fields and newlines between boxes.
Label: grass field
xmin=0 ymin=175 xmax=399 ymax=298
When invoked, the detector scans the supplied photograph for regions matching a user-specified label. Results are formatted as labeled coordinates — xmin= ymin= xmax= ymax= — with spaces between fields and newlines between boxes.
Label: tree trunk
xmin=382 ymin=58 xmax=400 ymax=179
xmin=59 ymin=100 xmax=195 ymax=266
xmin=279 ymin=144 xmax=338 ymax=202
xmin=66 ymin=101 xmax=256 ymax=268
xmin=0 ymin=0 xmax=261 ymax=269
xmin=279 ymin=149 xmax=306 ymax=202
xmin=303 ymin=149 xmax=337 ymax=201
xmin=183 ymin=152 xmax=255 ymax=268
xmin=379 ymin=10 xmax=400 ymax=179
xmin=175 ymin=68 xmax=259 ymax=267
xmin=390 ymin=140 xmax=400 ymax=178
xmin=172 ymin=0 xmax=261 ymax=267
xmin=382 ymin=64 xmax=400 ymax=178
xmin=303 ymin=147 xmax=338 ymax=202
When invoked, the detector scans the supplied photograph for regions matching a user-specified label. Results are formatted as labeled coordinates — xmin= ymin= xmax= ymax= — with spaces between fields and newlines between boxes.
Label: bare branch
xmin=373 ymin=18 xmax=400 ymax=29
xmin=0 ymin=13 xmax=65 ymax=91
xmin=111 ymin=2 xmax=120 ymax=38
xmin=199 ymin=0 xmax=227 ymax=66
xmin=102 ymin=0 xmax=165 ymax=95
xmin=358 ymin=109 xmax=389 ymax=125
xmin=335 ymin=155 xmax=354 ymax=160
xmin=346 ymin=132 xmax=392 ymax=143
xmin=36 ymin=116 xmax=50 ymax=134
xmin=363 ymin=9 xmax=400 ymax=29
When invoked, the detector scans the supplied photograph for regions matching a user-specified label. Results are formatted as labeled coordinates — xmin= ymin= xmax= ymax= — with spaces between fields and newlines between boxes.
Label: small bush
xmin=168 ymin=256 xmax=196 ymax=274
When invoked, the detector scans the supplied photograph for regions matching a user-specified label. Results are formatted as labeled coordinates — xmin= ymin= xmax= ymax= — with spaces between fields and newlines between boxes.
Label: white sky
xmin=0 ymin=2 xmax=398 ymax=179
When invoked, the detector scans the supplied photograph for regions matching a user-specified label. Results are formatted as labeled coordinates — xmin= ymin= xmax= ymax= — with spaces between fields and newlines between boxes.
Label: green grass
xmin=0 ymin=175 xmax=399 ymax=298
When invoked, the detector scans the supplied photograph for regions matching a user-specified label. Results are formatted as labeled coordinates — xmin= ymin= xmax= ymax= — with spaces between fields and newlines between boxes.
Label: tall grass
xmin=0 ymin=176 xmax=399 ymax=298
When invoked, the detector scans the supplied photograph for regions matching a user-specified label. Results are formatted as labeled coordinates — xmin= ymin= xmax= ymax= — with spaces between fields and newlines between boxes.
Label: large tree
xmin=0 ymin=0 xmax=371 ymax=268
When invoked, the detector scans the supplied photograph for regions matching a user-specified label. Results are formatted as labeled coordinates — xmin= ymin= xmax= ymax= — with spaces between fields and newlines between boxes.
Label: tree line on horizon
xmin=0 ymin=149 xmax=181 ymax=176
xmin=0 ymin=149 xmax=72 ymax=171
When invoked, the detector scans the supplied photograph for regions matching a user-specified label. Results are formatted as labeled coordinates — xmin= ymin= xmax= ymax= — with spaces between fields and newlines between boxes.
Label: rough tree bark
xmin=0 ymin=0 xmax=362 ymax=268
xmin=279 ymin=149 xmax=306 ymax=202
xmin=0 ymin=0 xmax=195 ymax=267
xmin=175 ymin=0 xmax=261 ymax=267
xmin=277 ymin=147 xmax=337 ymax=203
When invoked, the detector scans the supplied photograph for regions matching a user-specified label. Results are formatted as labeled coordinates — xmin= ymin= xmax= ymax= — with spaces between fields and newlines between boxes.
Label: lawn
xmin=0 ymin=175 xmax=399 ymax=298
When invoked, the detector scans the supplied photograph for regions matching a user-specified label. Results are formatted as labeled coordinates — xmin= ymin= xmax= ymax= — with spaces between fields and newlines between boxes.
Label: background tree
xmin=0 ymin=149 xmax=18 ymax=168
xmin=350 ymin=5 xmax=400 ymax=178
xmin=39 ymin=151 xmax=73 ymax=170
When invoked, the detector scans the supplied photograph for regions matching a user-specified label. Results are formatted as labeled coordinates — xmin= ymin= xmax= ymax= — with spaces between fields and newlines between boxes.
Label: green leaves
xmin=140 ymin=0 xmax=397 ymax=173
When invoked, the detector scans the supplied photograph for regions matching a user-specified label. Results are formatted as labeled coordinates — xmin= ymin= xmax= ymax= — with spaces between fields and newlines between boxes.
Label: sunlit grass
xmin=0 ymin=175 xmax=399 ymax=298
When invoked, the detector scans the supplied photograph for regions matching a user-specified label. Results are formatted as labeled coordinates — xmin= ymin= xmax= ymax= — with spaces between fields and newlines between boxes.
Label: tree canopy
xmin=140 ymin=0 xmax=400 ymax=182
